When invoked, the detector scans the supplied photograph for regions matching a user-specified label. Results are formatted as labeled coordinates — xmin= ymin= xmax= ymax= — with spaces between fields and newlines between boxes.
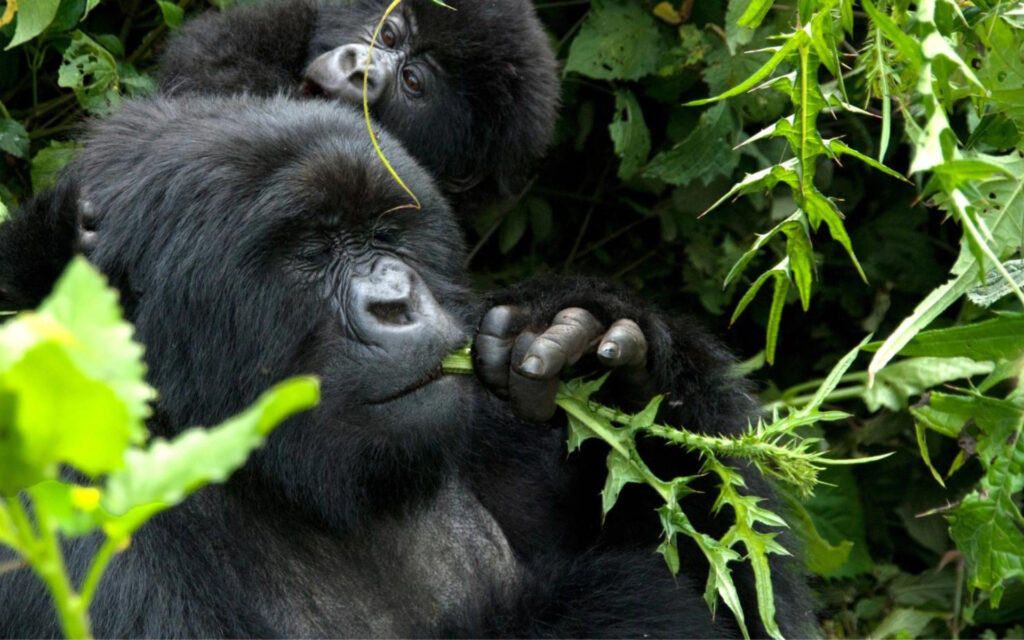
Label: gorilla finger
xmin=597 ymin=319 xmax=647 ymax=369
xmin=508 ymin=331 xmax=558 ymax=421
xmin=517 ymin=307 xmax=604 ymax=379
xmin=474 ymin=306 xmax=528 ymax=396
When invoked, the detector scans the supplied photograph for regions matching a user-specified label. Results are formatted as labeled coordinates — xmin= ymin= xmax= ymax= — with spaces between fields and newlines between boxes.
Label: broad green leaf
xmin=58 ymin=31 xmax=120 ymax=115
xmin=102 ymin=377 xmax=320 ymax=516
xmin=564 ymin=0 xmax=668 ymax=81
xmin=864 ymin=357 xmax=994 ymax=412
xmin=864 ymin=313 xmax=1024 ymax=361
xmin=0 ymin=342 xmax=130 ymax=492
xmin=30 ymin=140 xmax=78 ymax=192
xmin=778 ymin=489 xmax=852 ymax=576
xmin=608 ymin=90 xmax=650 ymax=180
xmin=0 ymin=119 xmax=29 ymax=159
xmin=4 ymin=0 xmax=60 ymax=50
xmin=156 ymin=0 xmax=184 ymax=28
xmin=868 ymin=270 xmax=974 ymax=383
xmin=643 ymin=104 xmax=737 ymax=187
xmin=39 ymin=257 xmax=155 ymax=440
xmin=969 ymin=18 xmax=1024 ymax=133
xmin=949 ymin=152 xmax=1024 ymax=277
xmin=725 ymin=0 xmax=755 ymax=53
xmin=800 ymin=467 xmax=873 ymax=578
xmin=27 ymin=481 xmax=101 ymax=536
xmin=948 ymin=490 xmax=1024 ymax=607
xmin=870 ymin=608 xmax=946 ymax=639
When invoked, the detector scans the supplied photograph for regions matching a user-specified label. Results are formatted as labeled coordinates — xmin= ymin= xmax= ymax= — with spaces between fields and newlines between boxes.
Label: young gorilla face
xmin=158 ymin=0 xmax=560 ymax=208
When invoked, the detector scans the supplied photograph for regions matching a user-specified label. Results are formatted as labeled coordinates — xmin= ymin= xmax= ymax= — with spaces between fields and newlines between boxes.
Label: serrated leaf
xmin=643 ymin=103 xmax=738 ymax=187
xmin=601 ymin=451 xmax=645 ymax=517
xmin=686 ymin=30 xmax=807 ymax=106
xmin=865 ymin=358 xmax=994 ymax=412
xmin=0 ymin=342 xmax=130 ymax=492
xmin=4 ymin=0 xmax=60 ymax=50
xmin=865 ymin=313 xmax=1024 ymax=361
xmin=39 ymin=258 xmax=155 ymax=439
xmin=608 ymin=90 xmax=650 ymax=180
xmin=564 ymin=0 xmax=668 ymax=81
xmin=948 ymin=490 xmax=1024 ymax=606
xmin=102 ymin=377 xmax=319 ymax=516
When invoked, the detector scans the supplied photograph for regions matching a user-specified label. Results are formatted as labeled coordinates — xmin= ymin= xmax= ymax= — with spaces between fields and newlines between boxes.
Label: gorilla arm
xmin=466 ymin=274 xmax=816 ymax=638
xmin=157 ymin=0 xmax=317 ymax=98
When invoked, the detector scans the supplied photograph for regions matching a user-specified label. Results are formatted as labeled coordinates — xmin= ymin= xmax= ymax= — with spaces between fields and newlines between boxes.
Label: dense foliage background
xmin=2 ymin=0 xmax=1024 ymax=637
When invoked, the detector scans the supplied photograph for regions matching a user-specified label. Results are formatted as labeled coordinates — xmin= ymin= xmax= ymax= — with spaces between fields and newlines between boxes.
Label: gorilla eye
xmin=380 ymin=24 xmax=397 ymax=48
xmin=402 ymin=67 xmax=423 ymax=96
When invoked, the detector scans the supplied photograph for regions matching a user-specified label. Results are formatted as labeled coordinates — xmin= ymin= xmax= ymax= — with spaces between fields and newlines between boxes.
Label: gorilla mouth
xmin=367 ymin=363 xmax=450 ymax=405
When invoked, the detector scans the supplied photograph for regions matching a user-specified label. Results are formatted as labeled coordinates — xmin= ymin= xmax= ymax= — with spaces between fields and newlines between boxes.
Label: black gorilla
xmin=157 ymin=0 xmax=559 ymax=210
xmin=0 ymin=97 xmax=812 ymax=637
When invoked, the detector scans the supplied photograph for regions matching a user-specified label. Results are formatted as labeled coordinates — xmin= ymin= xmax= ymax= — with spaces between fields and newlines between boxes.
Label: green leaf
xmin=870 ymin=608 xmax=946 ymax=639
xmin=564 ymin=0 xmax=668 ymax=81
xmin=498 ymin=205 xmax=527 ymax=254
xmin=948 ymin=490 xmax=1024 ymax=606
xmin=30 ymin=140 xmax=78 ymax=192
xmin=58 ymin=30 xmax=120 ymax=115
xmin=736 ymin=0 xmax=772 ymax=29
xmin=777 ymin=488 xmax=852 ymax=576
xmin=0 ymin=118 xmax=29 ymax=159
xmin=0 ymin=341 xmax=130 ymax=492
xmin=864 ymin=313 xmax=1024 ymax=362
xmin=608 ymin=90 xmax=650 ymax=180
xmin=864 ymin=357 xmax=995 ymax=412
xmin=39 ymin=257 xmax=155 ymax=437
xmin=868 ymin=270 xmax=975 ymax=382
xmin=601 ymin=450 xmax=645 ymax=517
xmin=102 ymin=377 xmax=320 ymax=516
xmin=4 ymin=0 xmax=61 ymax=50
xmin=156 ymin=0 xmax=184 ymax=28
xmin=643 ymin=103 xmax=738 ymax=187
xmin=686 ymin=29 xmax=807 ymax=106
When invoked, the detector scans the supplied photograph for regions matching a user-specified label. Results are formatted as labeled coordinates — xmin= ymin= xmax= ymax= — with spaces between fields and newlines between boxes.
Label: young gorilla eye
xmin=380 ymin=23 xmax=397 ymax=48
xmin=402 ymin=67 xmax=423 ymax=96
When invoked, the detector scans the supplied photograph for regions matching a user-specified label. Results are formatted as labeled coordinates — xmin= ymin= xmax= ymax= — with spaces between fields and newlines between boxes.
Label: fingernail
xmin=521 ymin=355 xmax=543 ymax=376
xmin=599 ymin=341 xmax=619 ymax=359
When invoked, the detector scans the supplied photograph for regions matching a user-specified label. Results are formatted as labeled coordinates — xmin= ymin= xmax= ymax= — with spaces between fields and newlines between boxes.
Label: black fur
xmin=157 ymin=0 xmax=560 ymax=211
xmin=0 ymin=97 xmax=813 ymax=637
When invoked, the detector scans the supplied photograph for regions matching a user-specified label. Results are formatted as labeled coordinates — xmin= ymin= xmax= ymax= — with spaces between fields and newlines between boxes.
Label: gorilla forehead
xmin=74 ymin=96 xmax=459 ymax=266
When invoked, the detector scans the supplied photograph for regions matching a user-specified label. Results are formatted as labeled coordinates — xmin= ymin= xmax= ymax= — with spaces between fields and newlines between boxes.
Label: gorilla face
xmin=301 ymin=0 xmax=558 ymax=198
xmin=72 ymin=97 xmax=477 ymax=506
xmin=157 ymin=0 xmax=559 ymax=208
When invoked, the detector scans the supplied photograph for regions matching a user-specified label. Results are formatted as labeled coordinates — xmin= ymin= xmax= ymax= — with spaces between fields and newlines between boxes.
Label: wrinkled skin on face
xmin=158 ymin=0 xmax=560 ymax=211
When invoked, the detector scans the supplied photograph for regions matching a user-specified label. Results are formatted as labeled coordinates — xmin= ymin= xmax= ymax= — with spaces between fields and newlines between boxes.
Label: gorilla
xmin=0 ymin=96 xmax=813 ymax=637
xmin=157 ymin=0 xmax=560 ymax=210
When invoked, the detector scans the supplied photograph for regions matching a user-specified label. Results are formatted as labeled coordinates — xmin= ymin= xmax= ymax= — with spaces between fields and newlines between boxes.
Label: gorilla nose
xmin=350 ymin=258 xmax=456 ymax=345
xmin=303 ymin=44 xmax=389 ymax=105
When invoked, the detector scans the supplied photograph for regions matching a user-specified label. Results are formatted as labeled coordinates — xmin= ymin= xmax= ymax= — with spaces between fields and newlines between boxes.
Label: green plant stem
xmin=5 ymin=497 xmax=91 ymax=639
xmin=79 ymin=536 xmax=120 ymax=607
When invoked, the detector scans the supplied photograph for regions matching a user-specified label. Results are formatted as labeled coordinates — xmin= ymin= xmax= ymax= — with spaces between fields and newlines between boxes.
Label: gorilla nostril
xmin=367 ymin=300 xmax=413 ymax=325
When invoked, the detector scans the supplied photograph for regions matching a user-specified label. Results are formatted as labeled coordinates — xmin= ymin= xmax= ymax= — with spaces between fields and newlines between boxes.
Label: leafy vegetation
xmin=2 ymin=0 xmax=1024 ymax=637
xmin=0 ymin=258 xmax=319 ymax=638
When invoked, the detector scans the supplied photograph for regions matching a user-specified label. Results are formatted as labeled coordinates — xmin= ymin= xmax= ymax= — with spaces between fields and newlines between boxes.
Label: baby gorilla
xmin=0 ymin=97 xmax=813 ymax=637
xmin=158 ymin=0 xmax=559 ymax=210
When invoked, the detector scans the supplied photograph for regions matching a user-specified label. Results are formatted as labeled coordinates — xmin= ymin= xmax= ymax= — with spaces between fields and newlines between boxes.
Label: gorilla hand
xmin=474 ymin=305 xmax=653 ymax=422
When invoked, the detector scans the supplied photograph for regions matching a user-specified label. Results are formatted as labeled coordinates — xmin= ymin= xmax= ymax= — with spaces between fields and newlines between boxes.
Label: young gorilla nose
xmin=302 ymin=44 xmax=393 ymax=104
xmin=350 ymin=257 xmax=456 ymax=347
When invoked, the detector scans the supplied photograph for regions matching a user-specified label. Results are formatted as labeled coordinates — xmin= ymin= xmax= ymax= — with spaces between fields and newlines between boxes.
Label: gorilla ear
xmin=0 ymin=180 xmax=80 ymax=309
